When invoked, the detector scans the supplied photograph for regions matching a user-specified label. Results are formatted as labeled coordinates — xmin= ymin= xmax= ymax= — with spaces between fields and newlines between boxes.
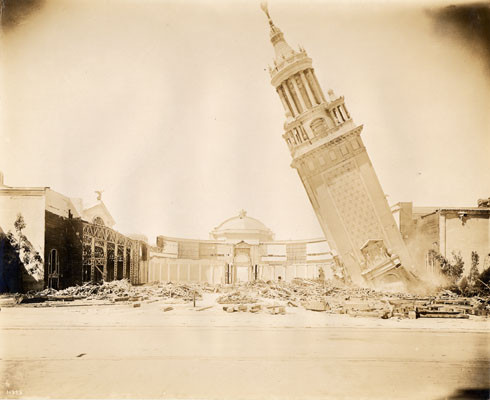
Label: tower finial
xmin=260 ymin=1 xmax=273 ymax=27
xmin=95 ymin=190 xmax=104 ymax=201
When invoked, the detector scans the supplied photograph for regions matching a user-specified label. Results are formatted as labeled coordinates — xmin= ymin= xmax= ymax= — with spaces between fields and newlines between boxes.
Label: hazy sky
xmin=1 ymin=0 xmax=489 ymax=243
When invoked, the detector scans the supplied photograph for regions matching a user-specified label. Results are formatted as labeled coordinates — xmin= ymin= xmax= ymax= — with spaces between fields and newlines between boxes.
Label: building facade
xmin=146 ymin=210 xmax=336 ymax=285
xmin=261 ymin=5 xmax=414 ymax=288
xmin=392 ymin=201 xmax=490 ymax=282
xmin=0 ymin=173 xmax=145 ymax=292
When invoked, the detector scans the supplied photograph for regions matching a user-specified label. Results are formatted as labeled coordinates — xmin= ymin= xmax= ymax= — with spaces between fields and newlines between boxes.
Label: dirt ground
xmin=1 ymin=293 xmax=489 ymax=399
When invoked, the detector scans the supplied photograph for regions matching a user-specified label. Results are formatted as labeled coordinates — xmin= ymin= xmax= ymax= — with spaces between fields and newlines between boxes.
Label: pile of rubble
xmin=217 ymin=291 xmax=258 ymax=304
xmin=218 ymin=279 xmax=490 ymax=319
xmin=16 ymin=278 xmax=490 ymax=319
xmin=21 ymin=280 xmax=203 ymax=304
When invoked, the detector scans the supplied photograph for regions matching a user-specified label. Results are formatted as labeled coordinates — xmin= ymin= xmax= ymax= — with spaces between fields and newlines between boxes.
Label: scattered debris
xmin=12 ymin=278 xmax=490 ymax=320
xmin=21 ymin=280 xmax=203 ymax=304
xmin=217 ymin=291 xmax=258 ymax=304
xmin=304 ymin=300 xmax=328 ymax=312
xmin=196 ymin=305 xmax=213 ymax=312
xmin=249 ymin=304 xmax=262 ymax=313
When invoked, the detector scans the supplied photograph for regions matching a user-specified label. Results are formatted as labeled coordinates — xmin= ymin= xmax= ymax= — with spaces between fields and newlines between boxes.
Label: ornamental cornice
xmin=0 ymin=187 xmax=47 ymax=196
xmin=291 ymin=122 xmax=362 ymax=159
xmin=290 ymin=125 xmax=364 ymax=169
xmin=326 ymin=96 xmax=345 ymax=109
xmin=283 ymin=104 xmax=329 ymax=131
xmin=270 ymin=55 xmax=313 ymax=87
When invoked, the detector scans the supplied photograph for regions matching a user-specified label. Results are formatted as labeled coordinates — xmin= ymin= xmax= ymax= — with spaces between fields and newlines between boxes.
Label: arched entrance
xmin=234 ymin=254 xmax=250 ymax=283
xmin=233 ymin=242 xmax=252 ymax=283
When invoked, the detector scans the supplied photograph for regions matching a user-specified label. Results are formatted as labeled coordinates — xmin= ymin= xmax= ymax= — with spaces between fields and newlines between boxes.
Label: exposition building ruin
xmin=1 ymin=6 xmax=489 ymax=293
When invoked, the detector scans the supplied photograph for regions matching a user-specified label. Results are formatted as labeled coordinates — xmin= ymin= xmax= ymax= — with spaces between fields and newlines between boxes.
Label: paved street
xmin=1 ymin=309 xmax=489 ymax=399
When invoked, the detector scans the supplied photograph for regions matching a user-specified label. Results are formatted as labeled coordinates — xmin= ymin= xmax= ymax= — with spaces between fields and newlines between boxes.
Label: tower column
xmin=290 ymin=76 xmax=307 ymax=112
xmin=300 ymin=71 xmax=317 ymax=106
xmin=282 ymin=82 xmax=299 ymax=116
xmin=306 ymin=69 xmax=324 ymax=103
xmin=311 ymin=69 xmax=326 ymax=102
xmin=331 ymin=107 xmax=341 ymax=125
xmin=341 ymin=104 xmax=350 ymax=119
xmin=277 ymin=86 xmax=292 ymax=117
xmin=336 ymin=106 xmax=345 ymax=122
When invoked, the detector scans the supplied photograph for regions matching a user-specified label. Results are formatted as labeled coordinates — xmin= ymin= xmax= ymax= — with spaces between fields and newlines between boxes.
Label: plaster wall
xmin=0 ymin=192 xmax=46 ymax=261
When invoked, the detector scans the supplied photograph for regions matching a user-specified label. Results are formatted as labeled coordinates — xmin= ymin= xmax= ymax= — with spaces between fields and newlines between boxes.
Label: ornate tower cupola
xmin=261 ymin=3 xmax=415 ymax=289
xmin=261 ymin=3 xmax=354 ymax=162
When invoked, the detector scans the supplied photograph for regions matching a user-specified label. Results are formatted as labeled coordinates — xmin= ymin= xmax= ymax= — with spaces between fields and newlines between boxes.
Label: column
xmin=306 ymin=69 xmax=324 ymax=103
xmin=341 ymin=104 xmax=350 ymax=119
xmin=282 ymin=82 xmax=299 ymax=116
xmin=103 ymin=241 xmax=107 ymax=281
xmin=311 ymin=69 xmax=326 ymax=102
xmin=300 ymin=71 xmax=317 ymax=106
xmin=340 ymin=106 xmax=349 ymax=122
xmin=159 ymin=263 xmax=162 ymax=282
xmin=287 ymin=79 xmax=303 ymax=114
xmin=332 ymin=108 xmax=341 ymax=125
xmin=290 ymin=76 xmax=307 ymax=112
xmin=277 ymin=87 xmax=292 ymax=116
xmin=300 ymin=126 xmax=309 ymax=141
xmin=122 ymin=245 xmax=127 ymax=279
xmin=199 ymin=264 xmax=202 ymax=282
xmin=114 ymin=244 xmax=118 ymax=280
xmin=188 ymin=263 xmax=191 ymax=281
xmin=130 ymin=247 xmax=134 ymax=284
xmin=90 ymin=238 xmax=95 ymax=282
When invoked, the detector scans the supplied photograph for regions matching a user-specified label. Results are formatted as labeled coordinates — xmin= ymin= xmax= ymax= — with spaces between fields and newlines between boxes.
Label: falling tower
xmin=261 ymin=4 xmax=415 ymax=287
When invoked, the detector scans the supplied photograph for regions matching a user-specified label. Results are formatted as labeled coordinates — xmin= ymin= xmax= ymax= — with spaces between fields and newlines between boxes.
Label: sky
xmin=1 ymin=0 xmax=489 ymax=243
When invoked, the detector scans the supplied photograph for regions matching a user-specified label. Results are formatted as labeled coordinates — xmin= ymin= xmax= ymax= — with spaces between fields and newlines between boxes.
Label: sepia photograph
xmin=0 ymin=0 xmax=489 ymax=399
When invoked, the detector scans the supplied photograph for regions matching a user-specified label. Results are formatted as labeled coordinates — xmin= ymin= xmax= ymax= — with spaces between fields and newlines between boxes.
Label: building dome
xmin=210 ymin=210 xmax=274 ymax=243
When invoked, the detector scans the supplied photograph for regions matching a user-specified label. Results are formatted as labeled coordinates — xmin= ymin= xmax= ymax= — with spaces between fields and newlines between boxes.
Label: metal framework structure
xmin=82 ymin=222 xmax=140 ymax=284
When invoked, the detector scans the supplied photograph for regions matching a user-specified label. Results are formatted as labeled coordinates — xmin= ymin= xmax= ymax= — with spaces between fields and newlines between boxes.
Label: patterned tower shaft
xmin=262 ymin=6 xmax=414 ymax=286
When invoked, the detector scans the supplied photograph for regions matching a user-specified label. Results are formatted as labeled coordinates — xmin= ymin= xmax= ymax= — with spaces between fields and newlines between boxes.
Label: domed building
xmin=151 ymin=210 xmax=335 ymax=284
xmin=209 ymin=209 xmax=274 ymax=243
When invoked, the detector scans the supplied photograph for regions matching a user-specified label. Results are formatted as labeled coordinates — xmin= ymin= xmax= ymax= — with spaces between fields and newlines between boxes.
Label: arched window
xmin=93 ymin=216 xmax=105 ymax=226
xmin=310 ymin=118 xmax=328 ymax=136
xmin=49 ymin=249 xmax=58 ymax=274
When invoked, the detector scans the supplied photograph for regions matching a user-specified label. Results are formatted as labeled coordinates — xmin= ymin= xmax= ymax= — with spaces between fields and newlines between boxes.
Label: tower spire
xmin=260 ymin=1 xmax=273 ymax=28
xmin=260 ymin=2 xmax=296 ymax=61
